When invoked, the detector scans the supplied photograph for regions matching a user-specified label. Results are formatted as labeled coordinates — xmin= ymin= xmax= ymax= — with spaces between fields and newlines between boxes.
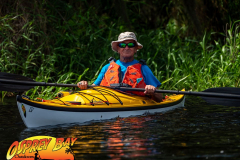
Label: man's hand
xmin=77 ymin=81 xmax=88 ymax=89
xmin=144 ymin=85 xmax=163 ymax=102
xmin=144 ymin=85 xmax=156 ymax=95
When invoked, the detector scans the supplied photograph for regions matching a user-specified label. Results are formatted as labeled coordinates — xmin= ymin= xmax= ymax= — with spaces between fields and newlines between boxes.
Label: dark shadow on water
xmin=1 ymin=96 xmax=240 ymax=159
xmin=0 ymin=97 xmax=25 ymax=159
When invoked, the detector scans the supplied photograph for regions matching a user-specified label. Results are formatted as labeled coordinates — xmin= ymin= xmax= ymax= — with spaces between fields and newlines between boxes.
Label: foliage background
xmin=0 ymin=0 xmax=240 ymax=99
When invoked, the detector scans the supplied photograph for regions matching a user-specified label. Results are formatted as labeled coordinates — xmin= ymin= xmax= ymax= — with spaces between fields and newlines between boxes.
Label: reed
xmin=1 ymin=3 xmax=240 ymax=99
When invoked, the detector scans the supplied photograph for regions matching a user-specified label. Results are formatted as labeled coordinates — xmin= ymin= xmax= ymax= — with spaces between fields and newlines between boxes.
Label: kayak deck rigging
xmin=41 ymin=86 xmax=127 ymax=106
xmin=91 ymin=87 xmax=123 ymax=105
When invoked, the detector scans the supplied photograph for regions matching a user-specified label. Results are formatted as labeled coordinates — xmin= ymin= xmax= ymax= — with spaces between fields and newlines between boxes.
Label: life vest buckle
xmin=110 ymin=83 xmax=132 ymax=88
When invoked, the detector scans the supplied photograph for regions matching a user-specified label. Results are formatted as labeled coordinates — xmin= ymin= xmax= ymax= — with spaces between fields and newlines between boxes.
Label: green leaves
xmin=1 ymin=1 xmax=240 ymax=99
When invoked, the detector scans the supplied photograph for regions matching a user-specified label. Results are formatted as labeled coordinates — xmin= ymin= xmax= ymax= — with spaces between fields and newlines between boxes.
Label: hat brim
xmin=111 ymin=38 xmax=143 ymax=52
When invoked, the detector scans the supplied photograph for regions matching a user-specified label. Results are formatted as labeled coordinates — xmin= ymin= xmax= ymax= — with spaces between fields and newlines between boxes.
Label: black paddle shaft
xmin=0 ymin=79 xmax=77 ymax=87
xmin=114 ymin=87 xmax=240 ymax=99
xmin=0 ymin=72 xmax=77 ymax=92
xmin=1 ymin=72 xmax=240 ymax=100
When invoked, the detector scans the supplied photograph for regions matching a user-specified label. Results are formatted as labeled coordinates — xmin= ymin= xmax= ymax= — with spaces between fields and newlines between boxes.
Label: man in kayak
xmin=77 ymin=32 xmax=163 ymax=102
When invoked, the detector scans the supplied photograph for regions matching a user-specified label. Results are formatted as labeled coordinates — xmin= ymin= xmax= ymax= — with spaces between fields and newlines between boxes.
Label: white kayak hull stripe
xmin=17 ymin=97 xmax=185 ymax=128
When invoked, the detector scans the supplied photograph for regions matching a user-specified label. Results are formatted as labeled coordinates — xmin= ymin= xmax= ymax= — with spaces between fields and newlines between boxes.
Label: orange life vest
xmin=100 ymin=61 xmax=146 ymax=96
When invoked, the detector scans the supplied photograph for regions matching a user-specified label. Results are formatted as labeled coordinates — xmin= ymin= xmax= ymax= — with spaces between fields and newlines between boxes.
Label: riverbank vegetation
xmin=1 ymin=0 xmax=240 ymax=99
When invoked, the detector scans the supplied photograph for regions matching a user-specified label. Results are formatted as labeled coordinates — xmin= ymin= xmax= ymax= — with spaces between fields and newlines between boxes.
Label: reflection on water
xmin=1 ymin=96 xmax=240 ymax=159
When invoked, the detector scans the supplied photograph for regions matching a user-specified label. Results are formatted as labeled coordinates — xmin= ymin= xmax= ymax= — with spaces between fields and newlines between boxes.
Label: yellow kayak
xmin=17 ymin=86 xmax=185 ymax=128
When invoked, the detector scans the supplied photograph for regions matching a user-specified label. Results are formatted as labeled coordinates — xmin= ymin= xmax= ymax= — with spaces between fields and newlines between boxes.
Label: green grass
xmin=1 ymin=5 xmax=240 ymax=100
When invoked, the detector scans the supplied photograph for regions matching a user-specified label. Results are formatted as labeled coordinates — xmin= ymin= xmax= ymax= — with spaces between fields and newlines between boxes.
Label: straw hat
xmin=111 ymin=32 xmax=143 ymax=52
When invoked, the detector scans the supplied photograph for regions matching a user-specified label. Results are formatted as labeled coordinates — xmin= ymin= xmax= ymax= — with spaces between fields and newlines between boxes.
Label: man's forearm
xmin=152 ymin=93 xmax=163 ymax=102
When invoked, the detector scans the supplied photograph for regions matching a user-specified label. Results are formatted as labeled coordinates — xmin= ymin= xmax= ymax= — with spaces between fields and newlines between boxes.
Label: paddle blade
xmin=201 ymin=87 xmax=240 ymax=107
xmin=0 ymin=72 xmax=35 ymax=92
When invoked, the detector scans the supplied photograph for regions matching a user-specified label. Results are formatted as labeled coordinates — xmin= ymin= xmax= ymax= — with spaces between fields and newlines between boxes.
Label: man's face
xmin=117 ymin=40 xmax=137 ymax=59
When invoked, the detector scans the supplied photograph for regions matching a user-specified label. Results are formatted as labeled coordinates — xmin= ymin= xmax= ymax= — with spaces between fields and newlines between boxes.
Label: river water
xmin=1 ymin=96 xmax=240 ymax=159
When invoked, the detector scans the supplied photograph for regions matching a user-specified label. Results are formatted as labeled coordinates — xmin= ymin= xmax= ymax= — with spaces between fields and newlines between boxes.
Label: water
xmin=1 ymin=96 xmax=240 ymax=159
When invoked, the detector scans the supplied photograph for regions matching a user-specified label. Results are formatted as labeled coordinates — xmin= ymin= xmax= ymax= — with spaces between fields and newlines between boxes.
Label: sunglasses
xmin=118 ymin=42 xmax=136 ymax=48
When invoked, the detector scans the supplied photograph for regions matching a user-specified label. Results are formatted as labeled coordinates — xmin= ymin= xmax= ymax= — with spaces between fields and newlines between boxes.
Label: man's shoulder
xmin=141 ymin=63 xmax=153 ymax=73
xmin=102 ymin=63 xmax=110 ymax=70
xmin=139 ymin=59 xmax=147 ymax=65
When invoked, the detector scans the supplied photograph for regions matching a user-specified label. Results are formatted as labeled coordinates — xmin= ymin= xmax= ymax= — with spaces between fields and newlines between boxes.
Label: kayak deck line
xmin=16 ymin=86 xmax=185 ymax=127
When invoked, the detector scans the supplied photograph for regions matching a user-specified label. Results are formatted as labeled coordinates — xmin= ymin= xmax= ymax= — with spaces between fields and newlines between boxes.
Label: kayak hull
xmin=16 ymin=86 xmax=185 ymax=128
